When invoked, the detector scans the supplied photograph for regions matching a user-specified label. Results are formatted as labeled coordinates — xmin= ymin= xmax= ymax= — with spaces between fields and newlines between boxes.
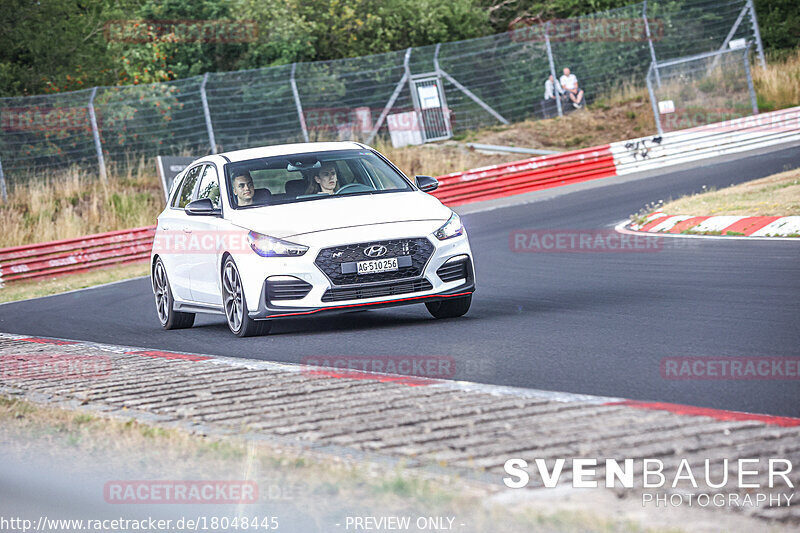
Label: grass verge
xmin=0 ymin=261 xmax=149 ymax=304
xmin=656 ymin=166 xmax=800 ymax=217
xmin=0 ymin=158 xmax=164 ymax=249
xmin=754 ymin=49 xmax=800 ymax=112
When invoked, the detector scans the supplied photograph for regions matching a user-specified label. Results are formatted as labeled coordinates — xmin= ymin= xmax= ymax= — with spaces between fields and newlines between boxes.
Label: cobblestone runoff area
xmin=1 ymin=332 xmax=798 ymax=524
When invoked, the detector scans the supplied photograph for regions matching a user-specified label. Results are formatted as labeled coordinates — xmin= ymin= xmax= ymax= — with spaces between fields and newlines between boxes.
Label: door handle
xmin=182 ymin=226 xmax=192 ymax=233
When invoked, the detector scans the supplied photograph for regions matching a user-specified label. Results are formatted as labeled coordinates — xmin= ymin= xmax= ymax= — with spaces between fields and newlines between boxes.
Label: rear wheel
xmin=425 ymin=294 xmax=472 ymax=319
xmin=153 ymin=258 xmax=195 ymax=329
xmin=222 ymin=257 xmax=271 ymax=337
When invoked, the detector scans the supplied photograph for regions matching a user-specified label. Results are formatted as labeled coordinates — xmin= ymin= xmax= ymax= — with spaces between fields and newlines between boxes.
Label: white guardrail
xmin=611 ymin=106 xmax=800 ymax=174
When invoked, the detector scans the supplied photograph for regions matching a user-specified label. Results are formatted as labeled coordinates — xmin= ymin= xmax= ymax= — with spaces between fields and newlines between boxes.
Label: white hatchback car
xmin=151 ymin=142 xmax=475 ymax=336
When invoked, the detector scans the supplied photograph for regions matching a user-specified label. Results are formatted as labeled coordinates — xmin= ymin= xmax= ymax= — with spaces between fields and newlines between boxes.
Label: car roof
xmin=219 ymin=142 xmax=368 ymax=163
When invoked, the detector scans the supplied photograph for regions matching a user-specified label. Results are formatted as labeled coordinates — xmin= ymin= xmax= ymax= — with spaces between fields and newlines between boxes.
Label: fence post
xmin=88 ymin=87 xmax=108 ymax=183
xmin=718 ymin=4 xmax=749 ymax=52
xmin=200 ymin=73 xmax=218 ymax=154
xmin=405 ymin=47 xmax=421 ymax=115
xmin=643 ymin=0 xmax=661 ymax=87
xmin=365 ymin=48 xmax=412 ymax=145
xmin=743 ymin=44 xmax=759 ymax=115
xmin=0 ymin=157 xmax=7 ymax=202
xmin=544 ymin=22 xmax=563 ymax=118
xmin=433 ymin=43 xmax=454 ymax=137
xmin=746 ymin=0 xmax=767 ymax=69
xmin=646 ymin=64 xmax=663 ymax=135
xmin=290 ymin=63 xmax=310 ymax=143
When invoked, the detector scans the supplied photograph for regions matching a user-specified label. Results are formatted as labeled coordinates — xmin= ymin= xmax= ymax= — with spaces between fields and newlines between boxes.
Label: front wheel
xmin=222 ymin=257 xmax=271 ymax=337
xmin=425 ymin=294 xmax=472 ymax=319
xmin=153 ymin=258 xmax=195 ymax=329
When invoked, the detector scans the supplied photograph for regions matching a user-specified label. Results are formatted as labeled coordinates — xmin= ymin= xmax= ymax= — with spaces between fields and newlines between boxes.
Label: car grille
xmin=266 ymin=278 xmax=313 ymax=301
xmin=436 ymin=258 xmax=469 ymax=282
xmin=315 ymin=238 xmax=434 ymax=286
xmin=321 ymin=278 xmax=433 ymax=303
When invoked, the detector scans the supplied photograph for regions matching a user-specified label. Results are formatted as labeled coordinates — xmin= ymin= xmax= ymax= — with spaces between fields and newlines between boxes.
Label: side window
xmin=196 ymin=165 xmax=221 ymax=208
xmin=335 ymin=160 xmax=355 ymax=186
xmin=174 ymin=165 xmax=203 ymax=208
xmin=167 ymin=170 xmax=184 ymax=201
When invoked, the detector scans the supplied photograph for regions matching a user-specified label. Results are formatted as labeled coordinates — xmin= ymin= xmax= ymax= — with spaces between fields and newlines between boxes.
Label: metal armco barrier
xmin=1 ymin=105 xmax=798 ymax=285
xmin=433 ymin=106 xmax=800 ymax=207
xmin=432 ymin=146 xmax=616 ymax=206
xmin=0 ymin=226 xmax=155 ymax=283
xmin=611 ymin=106 xmax=800 ymax=174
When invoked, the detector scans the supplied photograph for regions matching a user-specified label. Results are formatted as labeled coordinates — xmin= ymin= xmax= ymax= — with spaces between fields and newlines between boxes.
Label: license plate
xmin=357 ymin=257 xmax=398 ymax=274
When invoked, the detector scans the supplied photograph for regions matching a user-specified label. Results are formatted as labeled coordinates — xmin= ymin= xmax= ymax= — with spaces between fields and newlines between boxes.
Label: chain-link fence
xmin=647 ymin=44 xmax=758 ymax=134
xmin=0 ymin=0 xmax=766 ymax=197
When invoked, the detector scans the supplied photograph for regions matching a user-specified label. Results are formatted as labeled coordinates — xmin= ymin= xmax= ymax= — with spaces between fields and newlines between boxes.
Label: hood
xmin=226 ymin=191 xmax=451 ymax=239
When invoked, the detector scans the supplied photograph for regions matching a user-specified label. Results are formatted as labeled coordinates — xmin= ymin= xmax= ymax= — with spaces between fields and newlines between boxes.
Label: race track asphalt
xmin=2 ymin=145 xmax=799 ymax=416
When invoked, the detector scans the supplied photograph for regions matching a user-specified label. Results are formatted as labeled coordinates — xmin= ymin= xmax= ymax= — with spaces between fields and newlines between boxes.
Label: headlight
xmin=247 ymin=231 xmax=308 ymax=257
xmin=433 ymin=212 xmax=464 ymax=241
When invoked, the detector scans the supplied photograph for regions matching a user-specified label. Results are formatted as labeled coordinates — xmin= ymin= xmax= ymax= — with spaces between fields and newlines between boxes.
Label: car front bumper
xmin=235 ymin=227 xmax=475 ymax=320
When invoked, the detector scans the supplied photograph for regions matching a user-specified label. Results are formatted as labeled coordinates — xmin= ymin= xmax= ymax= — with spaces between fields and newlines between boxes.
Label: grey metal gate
xmin=410 ymin=76 xmax=452 ymax=142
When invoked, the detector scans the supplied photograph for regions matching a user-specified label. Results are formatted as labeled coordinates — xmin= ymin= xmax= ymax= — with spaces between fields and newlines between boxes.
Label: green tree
xmin=238 ymin=0 xmax=489 ymax=67
xmin=0 ymin=0 xmax=124 ymax=96
xmin=134 ymin=0 xmax=252 ymax=78
xmin=754 ymin=0 xmax=800 ymax=59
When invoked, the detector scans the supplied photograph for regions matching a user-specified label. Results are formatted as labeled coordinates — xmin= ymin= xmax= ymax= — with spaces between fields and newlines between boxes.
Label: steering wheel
xmin=336 ymin=183 xmax=374 ymax=195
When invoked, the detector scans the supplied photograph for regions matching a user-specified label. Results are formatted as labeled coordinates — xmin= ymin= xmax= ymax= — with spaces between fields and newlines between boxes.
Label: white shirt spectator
xmin=560 ymin=73 xmax=578 ymax=91
xmin=544 ymin=78 xmax=562 ymax=100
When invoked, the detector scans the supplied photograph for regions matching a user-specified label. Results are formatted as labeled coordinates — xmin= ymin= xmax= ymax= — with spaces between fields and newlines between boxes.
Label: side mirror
xmin=186 ymin=198 xmax=221 ymax=216
xmin=415 ymin=175 xmax=439 ymax=193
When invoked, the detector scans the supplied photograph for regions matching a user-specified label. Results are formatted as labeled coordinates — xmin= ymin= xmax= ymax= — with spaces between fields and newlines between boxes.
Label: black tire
xmin=425 ymin=294 xmax=472 ymax=319
xmin=153 ymin=258 xmax=195 ymax=329
xmin=222 ymin=257 xmax=272 ymax=337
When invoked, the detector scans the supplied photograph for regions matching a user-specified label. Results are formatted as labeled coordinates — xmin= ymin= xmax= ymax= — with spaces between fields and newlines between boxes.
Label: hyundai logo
xmin=363 ymin=245 xmax=388 ymax=258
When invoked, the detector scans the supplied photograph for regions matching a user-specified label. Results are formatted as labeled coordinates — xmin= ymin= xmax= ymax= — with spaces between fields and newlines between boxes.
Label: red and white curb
xmin=2 ymin=332 xmax=799 ymax=428
xmin=622 ymin=212 xmax=800 ymax=239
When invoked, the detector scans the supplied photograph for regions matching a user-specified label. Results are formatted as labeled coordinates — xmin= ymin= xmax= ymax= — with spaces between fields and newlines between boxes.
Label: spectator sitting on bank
xmin=544 ymin=74 xmax=563 ymax=101
xmin=559 ymin=67 xmax=585 ymax=108
xmin=541 ymin=74 xmax=564 ymax=119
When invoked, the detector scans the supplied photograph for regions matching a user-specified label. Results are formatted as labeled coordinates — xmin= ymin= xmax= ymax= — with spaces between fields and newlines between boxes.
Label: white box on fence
xmin=658 ymin=100 xmax=676 ymax=114
xmin=728 ymin=38 xmax=747 ymax=50
xmin=417 ymin=85 xmax=441 ymax=110
xmin=387 ymin=112 xmax=423 ymax=148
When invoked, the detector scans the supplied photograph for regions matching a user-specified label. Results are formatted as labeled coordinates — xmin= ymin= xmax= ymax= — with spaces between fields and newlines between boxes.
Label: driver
xmin=304 ymin=162 xmax=339 ymax=195
xmin=232 ymin=171 xmax=255 ymax=206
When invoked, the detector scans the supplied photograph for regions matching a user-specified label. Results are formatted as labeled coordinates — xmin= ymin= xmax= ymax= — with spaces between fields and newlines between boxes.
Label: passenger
xmin=232 ymin=171 xmax=255 ymax=206
xmin=304 ymin=162 xmax=339 ymax=195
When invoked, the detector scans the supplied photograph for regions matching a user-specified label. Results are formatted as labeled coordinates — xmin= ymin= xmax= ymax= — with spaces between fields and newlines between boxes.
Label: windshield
xmin=225 ymin=149 xmax=413 ymax=209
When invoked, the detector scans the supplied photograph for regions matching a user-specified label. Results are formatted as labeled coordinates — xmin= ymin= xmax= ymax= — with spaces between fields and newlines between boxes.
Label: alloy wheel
xmin=154 ymin=261 xmax=170 ymax=325
xmin=223 ymin=262 xmax=244 ymax=332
